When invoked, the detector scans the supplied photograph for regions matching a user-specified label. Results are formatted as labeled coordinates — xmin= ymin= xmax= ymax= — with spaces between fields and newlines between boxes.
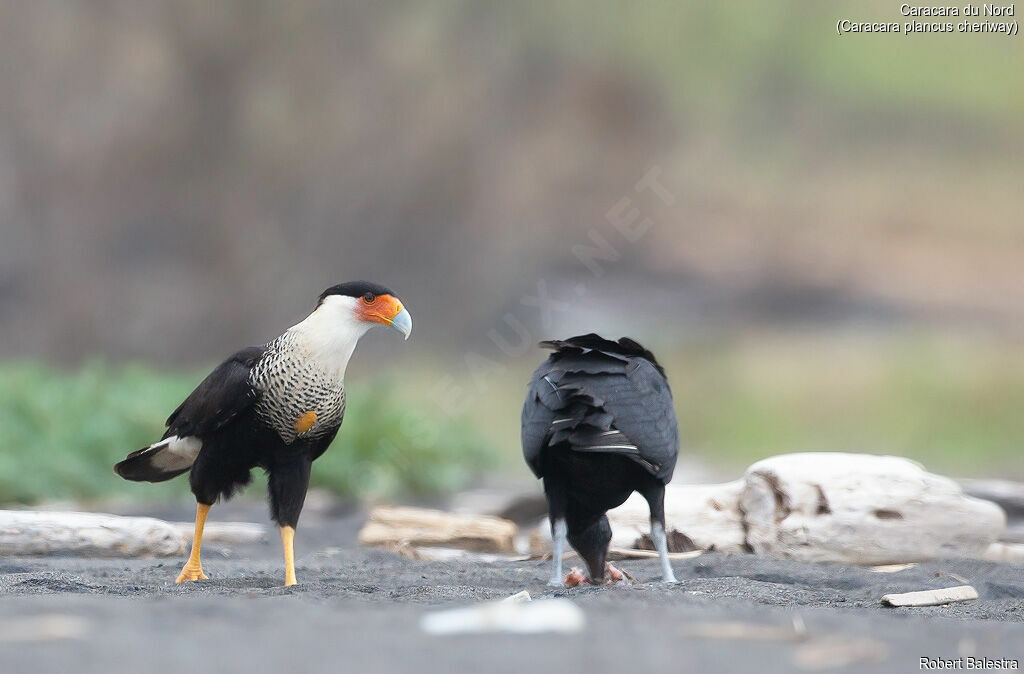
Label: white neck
xmin=284 ymin=295 xmax=371 ymax=378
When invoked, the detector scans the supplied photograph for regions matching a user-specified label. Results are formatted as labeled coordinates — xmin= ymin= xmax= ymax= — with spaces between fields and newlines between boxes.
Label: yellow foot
xmin=175 ymin=565 xmax=208 ymax=583
xmin=284 ymin=576 xmax=297 ymax=587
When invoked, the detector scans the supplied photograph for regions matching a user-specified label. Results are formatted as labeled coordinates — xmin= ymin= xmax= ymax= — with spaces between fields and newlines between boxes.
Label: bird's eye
xmin=362 ymin=292 xmax=375 ymax=304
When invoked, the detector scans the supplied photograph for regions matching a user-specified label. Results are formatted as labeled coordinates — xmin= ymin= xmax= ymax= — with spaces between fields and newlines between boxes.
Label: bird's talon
xmin=606 ymin=563 xmax=625 ymax=583
xmin=563 ymin=568 xmax=589 ymax=587
xmin=175 ymin=565 xmax=208 ymax=583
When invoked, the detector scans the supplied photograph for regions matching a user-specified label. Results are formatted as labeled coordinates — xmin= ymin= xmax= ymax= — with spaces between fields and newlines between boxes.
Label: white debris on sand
xmin=420 ymin=598 xmax=584 ymax=635
xmin=880 ymin=585 xmax=979 ymax=607
xmin=502 ymin=590 xmax=532 ymax=603
xmin=0 ymin=615 xmax=90 ymax=643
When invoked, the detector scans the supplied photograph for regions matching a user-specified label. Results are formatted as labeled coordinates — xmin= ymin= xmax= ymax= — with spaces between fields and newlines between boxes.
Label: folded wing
xmin=115 ymin=346 xmax=265 ymax=482
xmin=521 ymin=334 xmax=679 ymax=482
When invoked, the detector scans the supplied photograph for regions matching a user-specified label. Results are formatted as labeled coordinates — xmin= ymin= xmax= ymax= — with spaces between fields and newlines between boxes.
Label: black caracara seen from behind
xmin=115 ymin=282 xmax=412 ymax=587
xmin=522 ymin=334 xmax=679 ymax=585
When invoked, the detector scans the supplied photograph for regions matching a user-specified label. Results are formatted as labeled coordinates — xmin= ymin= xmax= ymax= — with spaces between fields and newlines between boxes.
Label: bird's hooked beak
xmin=389 ymin=306 xmax=413 ymax=340
xmin=359 ymin=294 xmax=412 ymax=339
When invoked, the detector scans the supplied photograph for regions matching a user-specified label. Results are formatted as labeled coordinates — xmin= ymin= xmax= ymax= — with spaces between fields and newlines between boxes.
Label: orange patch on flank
xmin=294 ymin=410 xmax=317 ymax=434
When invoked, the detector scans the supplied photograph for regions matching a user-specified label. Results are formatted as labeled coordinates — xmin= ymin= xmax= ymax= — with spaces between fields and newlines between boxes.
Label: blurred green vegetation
xmin=0 ymin=332 xmax=1021 ymax=505
xmin=453 ymin=333 xmax=1024 ymax=481
xmin=0 ymin=363 xmax=494 ymax=504
xmin=663 ymin=334 xmax=1024 ymax=477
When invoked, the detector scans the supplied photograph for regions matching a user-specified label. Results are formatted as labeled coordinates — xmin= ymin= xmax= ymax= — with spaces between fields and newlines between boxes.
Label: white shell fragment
xmin=502 ymin=590 xmax=532 ymax=603
xmin=880 ymin=585 xmax=979 ymax=607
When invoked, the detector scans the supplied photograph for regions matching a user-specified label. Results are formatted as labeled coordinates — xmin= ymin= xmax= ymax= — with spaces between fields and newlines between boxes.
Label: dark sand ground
xmin=1 ymin=501 xmax=1022 ymax=673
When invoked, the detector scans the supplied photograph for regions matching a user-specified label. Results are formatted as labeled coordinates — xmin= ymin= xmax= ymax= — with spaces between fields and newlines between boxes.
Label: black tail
xmin=114 ymin=439 xmax=195 ymax=483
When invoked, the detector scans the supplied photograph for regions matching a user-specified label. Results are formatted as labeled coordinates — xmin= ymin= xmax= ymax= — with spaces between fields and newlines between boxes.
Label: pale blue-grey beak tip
xmin=390 ymin=307 xmax=412 ymax=339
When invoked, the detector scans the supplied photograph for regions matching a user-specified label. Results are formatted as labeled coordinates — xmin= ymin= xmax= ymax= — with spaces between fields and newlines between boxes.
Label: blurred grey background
xmin=0 ymin=1 xmax=1021 ymax=500
xmin=3 ymin=1 xmax=1021 ymax=363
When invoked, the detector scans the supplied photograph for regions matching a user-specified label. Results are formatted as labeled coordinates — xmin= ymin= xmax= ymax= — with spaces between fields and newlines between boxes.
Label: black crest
xmin=318 ymin=281 xmax=396 ymax=306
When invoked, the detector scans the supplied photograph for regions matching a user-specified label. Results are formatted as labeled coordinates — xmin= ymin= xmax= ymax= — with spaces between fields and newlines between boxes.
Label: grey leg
xmin=548 ymin=518 xmax=567 ymax=586
xmin=651 ymin=520 xmax=677 ymax=583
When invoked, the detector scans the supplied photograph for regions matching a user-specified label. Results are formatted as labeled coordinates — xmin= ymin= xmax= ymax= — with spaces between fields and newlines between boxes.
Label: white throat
xmin=285 ymin=296 xmax=371 ymax=378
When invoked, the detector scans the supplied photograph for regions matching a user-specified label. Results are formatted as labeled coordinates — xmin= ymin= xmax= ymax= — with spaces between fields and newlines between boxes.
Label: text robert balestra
xmin=921 ymin=657 xmax=1019 ymax=670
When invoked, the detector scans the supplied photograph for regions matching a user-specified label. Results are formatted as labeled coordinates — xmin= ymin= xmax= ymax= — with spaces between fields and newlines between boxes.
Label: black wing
xmin=163 ymin=346 xmax=265 ymax=439
xmin=521 ymin=334 xmax=679 ymax=482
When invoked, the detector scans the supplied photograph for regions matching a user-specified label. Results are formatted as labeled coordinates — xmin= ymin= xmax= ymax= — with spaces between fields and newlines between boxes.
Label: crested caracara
xmin=521 ymin=334 xmax=679 ymax=586
xmin=115 ymin=282 xmax=411 ymax=586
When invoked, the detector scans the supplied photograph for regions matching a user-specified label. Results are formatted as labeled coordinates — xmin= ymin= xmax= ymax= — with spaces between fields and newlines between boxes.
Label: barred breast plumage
xmin=248 ymin=332 xmax=347 ymax=444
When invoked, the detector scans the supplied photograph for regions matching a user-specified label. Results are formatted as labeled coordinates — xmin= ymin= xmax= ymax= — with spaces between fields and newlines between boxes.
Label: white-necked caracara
xmin=521 ymin=334 xmax=679 ymax=586
xmin=115 ymin=282 xmax=411 ymax=586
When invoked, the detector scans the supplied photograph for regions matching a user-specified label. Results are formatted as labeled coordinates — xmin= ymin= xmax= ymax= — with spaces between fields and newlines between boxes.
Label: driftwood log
xmin=607 ymin=481 xmax=747 ymax=552
xmin=982 ymin=542 xmax=1024 ymax=563
xmin=0 ymin=510 xmax=186 ymax=557
xmin=960 ymin=479 xmax=1024 ymax=519
xmin=169 ymin=521 xmax=267 ymax=545
xmin=532 ymin=453 xmax=1008 ymax=565
xmin=740 ymin=453 xmax=1006 ymax=564
xmin=358 ymin=506 xmax=517 ymax=553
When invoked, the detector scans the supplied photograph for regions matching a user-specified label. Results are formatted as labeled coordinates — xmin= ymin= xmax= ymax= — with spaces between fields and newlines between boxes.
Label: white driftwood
xmin=869 ymin=563 xmax=917 ymax=573
xmin=530 ymin=481 xmax=745 ymax=555
xmin=389 ymin=544 xmax=530 ymax=563
xmin=982 ymin=542 xmax=1024 ymax=563
xmin=0 ymin=510 xmax=186 ymax=557
xmin=606 ymin=547 xmax=703 ymax=561
xmin=740 ymin=453 xmax=1006 ymax=565
xmin=359 ymin=506 xmax=517 ymax=553
xmin=960 ymin=479 xmax=1024 ymax=518
xmin=170 ymin=521 xmax=267 ymax=545
xmin=607 ymin=481 xmax=747 ymax=552
xmin=880 ymin=585 xmax=978 ymax=607
xmin=1002 ymin=523 xmax=1024 ymax=544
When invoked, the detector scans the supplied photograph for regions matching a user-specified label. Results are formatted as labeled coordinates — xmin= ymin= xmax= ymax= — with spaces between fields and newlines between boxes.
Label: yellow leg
xmin=175 ymin=503 xmax=210 ymax=583
xmin=281 ymin=526 xmax=297 ymax=587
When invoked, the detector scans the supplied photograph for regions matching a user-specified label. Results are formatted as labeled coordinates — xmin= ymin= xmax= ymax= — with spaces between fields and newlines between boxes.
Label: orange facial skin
xmin=356 ymin=293 xmax=405 ymax=327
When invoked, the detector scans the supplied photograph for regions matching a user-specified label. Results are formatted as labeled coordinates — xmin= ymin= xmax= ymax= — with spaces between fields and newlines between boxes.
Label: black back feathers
xmin=522 ymin=333 xmax=679 ymax=482
xmin=162 ymin=347 xmax=265 ymax=438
